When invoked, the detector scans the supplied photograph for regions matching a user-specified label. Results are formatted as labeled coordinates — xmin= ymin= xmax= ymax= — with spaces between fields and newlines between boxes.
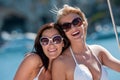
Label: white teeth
xmin=72 ymin=31 xmax=79 ymax=35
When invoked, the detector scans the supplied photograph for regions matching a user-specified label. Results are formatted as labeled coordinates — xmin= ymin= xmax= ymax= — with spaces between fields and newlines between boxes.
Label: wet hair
xmin=33 ymin=22 xmax=70 ymax=69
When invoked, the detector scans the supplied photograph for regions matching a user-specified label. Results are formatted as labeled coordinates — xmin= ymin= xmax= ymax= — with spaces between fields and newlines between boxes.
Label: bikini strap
xmin=36 ymin=66 xmax=44 ymax=78
xmin=70 ymin=47 xmax=78 ymax=65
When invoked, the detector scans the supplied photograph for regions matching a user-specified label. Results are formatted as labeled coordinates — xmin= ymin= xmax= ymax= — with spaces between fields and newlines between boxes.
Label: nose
xmin=71 ymin=24 xmax=77 ymax=30
xmin=71 ymin=24 xmax=74 ymax=28
xmin=49 ymin=40 xmax=55 ymax=45
xmin=48 ymin=41 xmax=56 ymax=49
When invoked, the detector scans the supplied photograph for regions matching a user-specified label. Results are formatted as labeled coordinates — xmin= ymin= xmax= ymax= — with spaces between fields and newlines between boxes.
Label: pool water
xmin=0 ymin=37 xmax=120 ymax=80
xmin=0 ymin=38 xmax=34 ymax=80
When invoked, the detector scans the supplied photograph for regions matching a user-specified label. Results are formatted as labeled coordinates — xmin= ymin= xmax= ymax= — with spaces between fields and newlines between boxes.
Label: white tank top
xmin=70 ymin=47 xmax=108 ymax=80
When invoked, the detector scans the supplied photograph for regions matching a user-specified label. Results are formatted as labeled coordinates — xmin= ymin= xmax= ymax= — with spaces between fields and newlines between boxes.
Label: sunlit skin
xmin=58 ymin=13 xmax=101 ymax=80
xmin=14 ymin=28 xmax=64 ymax=80
xmin=41 ymin=28 xmax=64 ymax=63
xmin=59 ymin=13 xmax=84 ymax=43
xmin=52 ymin=12 xmax=120 ymax=80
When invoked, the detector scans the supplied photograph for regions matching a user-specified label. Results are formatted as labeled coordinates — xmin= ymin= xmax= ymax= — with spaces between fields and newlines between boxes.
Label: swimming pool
xmin=0 ymin=37 xmax=34 ymax=80
xmin=0 ymin=36 xmax=120 ymax=80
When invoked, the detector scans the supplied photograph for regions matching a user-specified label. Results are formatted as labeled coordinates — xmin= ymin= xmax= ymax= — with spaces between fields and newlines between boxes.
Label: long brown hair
xmin=33 ymin=22 xmax=70 ymax=69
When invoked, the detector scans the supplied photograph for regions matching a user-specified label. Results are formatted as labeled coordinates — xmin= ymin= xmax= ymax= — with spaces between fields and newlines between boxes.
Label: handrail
xmin=107 ymin=0 xmax=120 ymax=49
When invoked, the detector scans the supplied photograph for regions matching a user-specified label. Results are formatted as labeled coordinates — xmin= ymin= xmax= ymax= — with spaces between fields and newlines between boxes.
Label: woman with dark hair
xmin=14 ymin=22 xmax=70 ymax=80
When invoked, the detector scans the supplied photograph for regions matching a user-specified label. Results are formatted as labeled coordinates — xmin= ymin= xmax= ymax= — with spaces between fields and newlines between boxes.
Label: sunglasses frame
xmin=40 ymin=35 xmax=63 ymax=46
xmin=61 ymin=17 xmax=83 ymax=32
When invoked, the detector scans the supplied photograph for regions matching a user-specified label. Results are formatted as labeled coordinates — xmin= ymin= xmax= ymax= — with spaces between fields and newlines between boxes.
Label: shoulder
xmin=52 ymin=48 xmax=70 ymax=68
xmin=53 ymin=55 xmax=65 ymax=66
xmin=89 ymin=44 xmax=111 ymax=63
xmin=89 ymin=44 xmax=109 ymax=53
xmin=52 ymin=55 xmax=66 ymax=76
xmin=52 ymin=55 xmax=67 ymax=80
xmin=14 ymin=53 xmax=43 ymax=79
xmin=22 ymin=53 xmax=43 ymax=67
xmin=52 ymin=54 xmax=67 ymax=71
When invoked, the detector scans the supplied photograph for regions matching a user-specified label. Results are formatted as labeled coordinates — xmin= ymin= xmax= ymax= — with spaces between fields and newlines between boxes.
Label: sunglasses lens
xmin=73 ymin=18 xmax=82 ymax=26
xmin=40 ymin=37 xmax=49 ymax=46
xmin=61 ymin=23 xmax=71 ymax=32
xmin=53 ymin=35 xmax=62 ymax=44
xmin=40 ymin=35 xmax=62 ymax=46
xmin=61 ymin=17 xmax=83 ymax=32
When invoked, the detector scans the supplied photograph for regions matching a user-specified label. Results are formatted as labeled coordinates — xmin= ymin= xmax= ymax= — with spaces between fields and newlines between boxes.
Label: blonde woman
xmin=52 ymin=4 xmax=120 ymax=80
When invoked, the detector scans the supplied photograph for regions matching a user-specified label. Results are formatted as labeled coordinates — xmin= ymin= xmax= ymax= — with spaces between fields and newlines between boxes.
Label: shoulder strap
xmin=34 ymin=66 xmax=44 ymax=80
xmin=70 ymin=47 xmax=78 ymax=65
xmin=88 ymin=46 xmax=102 ymax=65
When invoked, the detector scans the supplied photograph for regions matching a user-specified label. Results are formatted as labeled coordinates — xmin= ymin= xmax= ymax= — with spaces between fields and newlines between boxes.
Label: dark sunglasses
xmin=61 ymin=17 xmax=83 ymax=32
xmin=40 ymin=35 xmax=63 ymax=46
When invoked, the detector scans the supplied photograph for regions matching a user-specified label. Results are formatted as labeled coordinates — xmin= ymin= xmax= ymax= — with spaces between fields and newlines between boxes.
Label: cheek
xmin=42 ymin=46 xmax=48 ymax=55
xmin=67 ymin=35 xmax=73 ymax=41
xmin=57 ymin=44 xmax=64 ymax=53
xmin=65 ymin=32 xmax=71 ymax=39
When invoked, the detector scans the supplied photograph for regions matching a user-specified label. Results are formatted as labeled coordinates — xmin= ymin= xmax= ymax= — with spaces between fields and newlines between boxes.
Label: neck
xmin=70 ymin=41 xmax=88 ymax=54
xmin=47 ymin=59 xmax=52 ymax=71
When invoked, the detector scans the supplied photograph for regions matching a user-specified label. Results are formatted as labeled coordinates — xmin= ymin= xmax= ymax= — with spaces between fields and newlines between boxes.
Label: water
xmin=0 ymin=35 xmax=120 ymax=80
xmin=0 ymin=37 xmax=34 ymax=80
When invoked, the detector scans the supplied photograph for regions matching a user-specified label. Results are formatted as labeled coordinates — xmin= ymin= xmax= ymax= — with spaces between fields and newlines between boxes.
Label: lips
xmin=48 ymin=48 xmax=57 ymax=52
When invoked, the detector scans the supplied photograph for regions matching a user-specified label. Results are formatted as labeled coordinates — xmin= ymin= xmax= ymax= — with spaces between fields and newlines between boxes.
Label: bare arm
xmin=52 ymin=57 xmax=66 ymax=80
xmin=98 ymin=45 xmax=120 ymax=72
xmin=14 ymin=53 xmax=42 ymax=80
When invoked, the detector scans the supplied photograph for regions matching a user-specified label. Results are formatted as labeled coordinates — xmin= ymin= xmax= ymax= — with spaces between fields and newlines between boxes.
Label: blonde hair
xmin=56 ymin=4 xmax=88 ymax=39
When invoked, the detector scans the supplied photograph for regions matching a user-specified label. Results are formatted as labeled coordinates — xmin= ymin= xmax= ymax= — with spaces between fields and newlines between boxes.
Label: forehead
xmin=42 ymin=28 xmax=59 ymax=37
xmin=59 ymin=13 xmax=80 ymax=24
